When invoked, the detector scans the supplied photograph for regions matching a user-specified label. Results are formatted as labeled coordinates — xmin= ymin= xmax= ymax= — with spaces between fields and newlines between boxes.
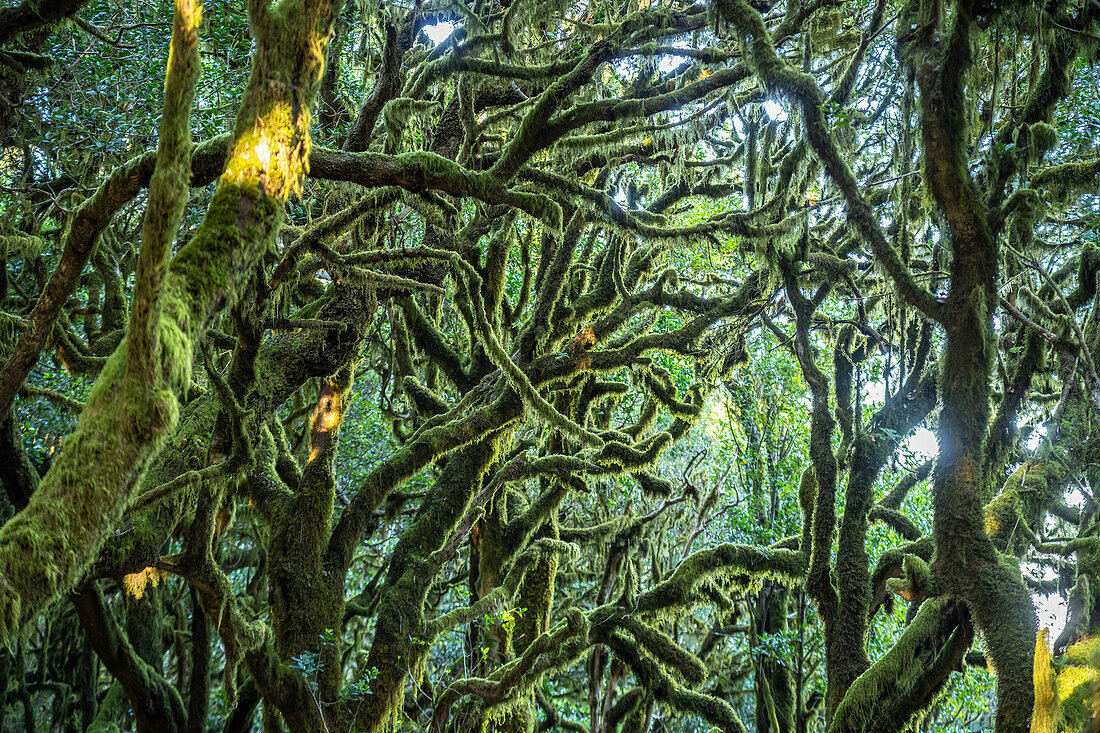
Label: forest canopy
xmin=0 ymin=0 xmax=1099 ymax=731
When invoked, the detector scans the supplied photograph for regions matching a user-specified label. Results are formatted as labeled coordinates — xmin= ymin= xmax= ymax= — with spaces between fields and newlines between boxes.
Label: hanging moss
xmin=1029 ymin=122 xmax=1058 ymax=157
xmin=0 ymin=233 xmax=43 ymax=261
xmin=831 ymin=596 xmax=972 ymax=733
xmin=0 ymin=0 xmax=344 ymax=655
xmin=0 ymin=0 xmax=205 ymax=643
xmin=1031 ymin=157 xmax=1100 ymax=203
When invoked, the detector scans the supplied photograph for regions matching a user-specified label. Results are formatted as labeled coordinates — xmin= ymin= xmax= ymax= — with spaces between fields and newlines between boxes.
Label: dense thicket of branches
xmin=1 ymin=0 xmax=1099 ymax=731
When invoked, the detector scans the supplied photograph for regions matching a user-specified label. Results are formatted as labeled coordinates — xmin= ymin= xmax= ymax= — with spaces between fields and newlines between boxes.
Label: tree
xmin=0 ymin=0 xmax=1098 ymax=731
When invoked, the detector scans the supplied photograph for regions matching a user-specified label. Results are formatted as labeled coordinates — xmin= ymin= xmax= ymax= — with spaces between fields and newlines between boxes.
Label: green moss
xmin=831 ymin=596 xmax=972 ymax=732
xmin=632 ymin=543 xmax=806 ymax=618
xmin=0 ymin=0 xmax=344 ymax=647
xmin=0 ymin=344 xmax=179 ymax=643
xmin=86 ymin=680 xmax=127 ymax=733
xmin=620 ymin=617 xmax=706 ymax=685
xmin=355 ymin=435 xmax=510 ymax=730
xmin=0 ymin=233 xmax=43 ymax=260
xmin=1032 ymin=158 xmax=1100 ymax=203
xmin=984 ymin=489 xmax=1022 ymax=549
xmin=1032 ymin=629 xmax=1058 ymax=733
xmin=1029 ymin=122 xmax=1058 ymax=156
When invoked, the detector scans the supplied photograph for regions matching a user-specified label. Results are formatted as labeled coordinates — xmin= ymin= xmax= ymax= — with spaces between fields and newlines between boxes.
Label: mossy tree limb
xmin=0 ymin=0 xmax=343 ymax=646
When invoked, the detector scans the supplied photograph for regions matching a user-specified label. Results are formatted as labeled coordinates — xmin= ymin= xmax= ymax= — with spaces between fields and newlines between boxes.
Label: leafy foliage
xmin=0 ymin=0 xmax=1099 ymax=732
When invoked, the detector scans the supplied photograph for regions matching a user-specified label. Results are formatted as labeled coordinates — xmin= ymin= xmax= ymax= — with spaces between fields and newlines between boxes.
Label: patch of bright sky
xmin=1066 ymin=484 xmax=1088 ymax=508
xmin=863 ymin=381 xmax=887 ymax=403
xmin=906 ymin=428 xmax=938 ymax=458
xmin=1032 ymin=563 xmax=1070 ymax=642
xmin=1026 ymin=424 xmax=1046 ymax=451
xmin=762 ymin=100 xmax=788 ymax=122
xmin=423 ymin=22 xmax=456 ymax=45
xmin=860 ymin=385 xmax=940 ymax=456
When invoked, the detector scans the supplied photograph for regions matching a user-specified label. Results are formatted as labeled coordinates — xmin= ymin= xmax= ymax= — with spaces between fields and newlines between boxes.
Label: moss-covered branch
xmin=0 ymin=0 xmax=343 ymax=644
